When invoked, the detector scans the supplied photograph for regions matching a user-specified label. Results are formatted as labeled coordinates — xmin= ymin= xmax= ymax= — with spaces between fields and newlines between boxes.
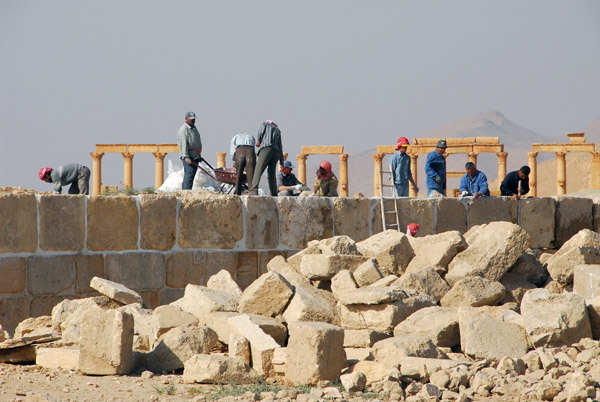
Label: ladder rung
xmin=380 ymin=170 xmax=391 ymax=174
xmin=385 ymin=224 xmax=399 ymax=228
xmin=384 ymin=210 xmax=396 ymax=214
xmin=381 ymin=184 xmax=394 ymax=188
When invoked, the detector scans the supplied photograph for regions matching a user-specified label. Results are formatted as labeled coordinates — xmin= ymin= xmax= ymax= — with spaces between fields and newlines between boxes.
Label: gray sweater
xmin=50 ymin=164 xmax=83 ymax=193
xmin=177 ymin=123 xmax=202 ymax=160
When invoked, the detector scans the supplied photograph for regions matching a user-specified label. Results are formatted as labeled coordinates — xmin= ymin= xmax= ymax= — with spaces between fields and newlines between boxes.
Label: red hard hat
xmin=396 ymin=137 xmax=410 ymax=150
xmin=407 ymin=223 xmax=419 ymax=235
xmin=39 ymin=167 xmax=53 ymax=180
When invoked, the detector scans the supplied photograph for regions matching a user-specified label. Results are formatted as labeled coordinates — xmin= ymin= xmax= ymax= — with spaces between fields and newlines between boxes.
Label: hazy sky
xmin=1 ymin=0 xmax=599 ymax=192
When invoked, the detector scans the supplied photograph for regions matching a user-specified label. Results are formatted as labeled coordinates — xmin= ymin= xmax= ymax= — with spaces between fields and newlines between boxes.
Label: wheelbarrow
xmin=192 ymin=158 xmax=237 ymax=194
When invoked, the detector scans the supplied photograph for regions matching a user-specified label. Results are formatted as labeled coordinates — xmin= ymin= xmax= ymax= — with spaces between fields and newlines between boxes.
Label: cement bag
xmin=157 ymin=160 xmax=220 ymax=192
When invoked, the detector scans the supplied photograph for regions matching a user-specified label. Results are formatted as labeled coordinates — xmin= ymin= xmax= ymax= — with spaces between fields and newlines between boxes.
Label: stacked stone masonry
xmin=0 ymin=192 xmax=598 ymax=334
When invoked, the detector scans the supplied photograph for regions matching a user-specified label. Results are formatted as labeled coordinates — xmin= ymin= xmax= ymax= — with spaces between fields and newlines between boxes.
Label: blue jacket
xmin=390 ymin=152 xmax=414 ymax=186
xmin=459 ymin=170 xmax=490 ymax=196
xmin=425 ymin=150 xmax=446 ymax=191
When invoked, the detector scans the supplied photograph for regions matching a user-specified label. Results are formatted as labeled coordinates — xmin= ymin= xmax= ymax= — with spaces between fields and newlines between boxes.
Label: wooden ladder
xmin=378 ymin=163 xmax=400 ymax=231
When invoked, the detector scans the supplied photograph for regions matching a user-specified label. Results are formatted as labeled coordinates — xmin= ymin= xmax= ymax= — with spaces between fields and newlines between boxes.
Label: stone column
xmin=409 ymin=153 xmax=419 ymax=197
xmin=122 ymin=152 xmax=134 ymax=189
xmin=339 ymin=153 xmax=349 ymax=197
xmin=468 ymin=152 xmax=478 ymax=166
xmin=283 ymin=152 xmax=288 ymax=161
xmin=527 ymin=152 xmax=538 ymax=197
xmin=373 ymin=153 xmax=384 ymax=196
xmin=90 ymin=152 xmax=104 ymax=195
xmin=556 ymin=151 xmax=567 ymax=195
xmin=297 ymin=154 xmax=308 ymax=186
xmin=152 ymin=152 xmax=167 ymax=190
xmin=496 ymin=152 xmax=508 ymax=190
xmin=592 ymin=152 xmax=600 ymax=190
xmin=216 ymin=152 xmax=227 ymax=168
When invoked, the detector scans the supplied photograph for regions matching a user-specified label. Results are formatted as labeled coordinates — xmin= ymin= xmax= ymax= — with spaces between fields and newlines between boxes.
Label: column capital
xmin=372 ymin=153 xmax=385 ymax=162
xmin=339 ymin=153 xmax=349 ymax=162
xmin=90 ymin=152 xmax=105 ymax=160
xmin=555 ymin=151 xmax=567 ymax=158
xmin=121 ymin=152 xmax=134 ymax=160
xmin=592 ymin=152 xmax=600 ymax=162
xmin=527 ymin=152 xmax=538 ymax=158
xmin=468 ymin=152 xmax=479 ymax=157
xmin=152 ymin=152 xmax=167 ymax=161
xmin=407 ymin=152 xmax=419 ymax=160
xmin=297 ymin=153 xmax=308 ymax=161
xmin=496 ymin=152 xmax=508 ymax=160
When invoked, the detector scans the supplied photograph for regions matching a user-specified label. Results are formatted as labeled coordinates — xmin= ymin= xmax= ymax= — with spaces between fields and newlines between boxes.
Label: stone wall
xmin=0 ymin=193 xmax=597 ymax=334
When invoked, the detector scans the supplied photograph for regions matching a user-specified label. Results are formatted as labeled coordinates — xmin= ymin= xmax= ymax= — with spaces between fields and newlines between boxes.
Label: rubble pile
xmin=2 ymin=222 xmax=600 ymax=401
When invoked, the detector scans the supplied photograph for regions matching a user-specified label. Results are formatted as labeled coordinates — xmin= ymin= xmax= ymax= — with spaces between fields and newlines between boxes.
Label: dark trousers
xmin=68 ymin=166 xmax=90 ymax=195
xmin=182 ymin=158 xmax=201 ymax=190
xmin=234 ymin=146 xmax=256 ymax=195
xmin=251 ymin=147 xmax=279 ymax=196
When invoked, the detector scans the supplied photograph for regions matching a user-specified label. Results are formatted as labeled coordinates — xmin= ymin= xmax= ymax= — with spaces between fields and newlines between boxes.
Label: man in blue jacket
xmin=390 ymin=137 xmax=419 ymax=196
xmin=425 ymin=140 xmax=447 ymax=197
xmin=459 ymin=162 xmax=490 ymax=200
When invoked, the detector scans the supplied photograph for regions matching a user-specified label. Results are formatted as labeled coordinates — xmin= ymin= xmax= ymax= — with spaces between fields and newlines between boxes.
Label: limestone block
xmin=237 ymin=271 xmax=293 ymax=317
xmin=440 ymin=277 xmax=505 ymax=307
xmin=499 ymin=271 xmax=536 ymax=304
xmin=347 ymin=360 xmax=391 ymax=385
xmin=345 ymin=347 xmax=372 ymax=363
xmin=469 ymin=196 xmax=517 ymax=227
xmin=458 ymin=306 xmax=529 ymax=360
xmin=139 ymin=291 xmax=159 ymax=310
xmin=172 ymin=284 xmax=238 ymax=319
xmin=286 ymin=321 xmax=346 ymax=385
xmin=522 ymin=288 xmax=593 ymax=347
xmin=52 ymin=296 xmax=120 ymax=343
xmin=343 ymin=329 xmax=388 ymax=348
xmin=179 ymin=196 xmax=243 ymax=249
xmin=243 ymin=314 xmax=288 ymax=346
xmin=356 ymin=230 xmax=415 ymax=276
xmin=146 ymin=324 xmax=218 ymax=372
xmin=105 ymin=252 xmax=165 ymax=290
xmin=207 ymin=269 xmax=242 ymax=298
xmin=159 ymin=288 xmax=184 ymax=305
xmin=300 ymin=254 xmax=369 ymax=281
xmin=36 ymin=347 xmax=80 ymax=370
xmin=399 ymin=357 xmax=471 ymax=382
xmin=372 ymin=336 xmax=447 ymax=369
xmin=203 ymin=251 xmax=237 ymax=282
xmin=520 ymin=197 xmax=556 ymax=249
xmin=139 ymin=194 xmax=177 ymax=251
xmin=31 ymin=295 xmax=73 ymax=319
xmin=151 ymin=305 xmax=199 ymax=346
xmin=183 ymin=354 xmax=259 ymax=384
xmin=90 ymin=276 xmax=143 ymax=305
xmin=340 ymin=371 xmax=367 ymax=393
xmin=395 ymin=268 xmax=450 ymax=303
xmin=368 ymin=275 xmax=400 ymax=287
xmin=353 ymin=259 xmax=383 ymax=287
xmin=79 ymin=307 xmax=134 ymax=375
xmin=229 ymin=333 xmax=251 ymax=366
xmin=337 ymin=286 xmax=411 ymax=305
xmin=586 ymin=296 xmax=600 ymax=340
xmin=396 ymin=198 xmax=436 ymax=237
xmin=445 ymin=221 xmax=530 ymax=286
xmin=38 ymin=195 xmax=85 ymax=251
xmin=118 ymin=303 xmax=154 ymax=351
xmin=0 ymin=194 xmax=37 ymax=253
xmin=74 ymin=254 xmax=105 ymax=295
xmin=235 ymin=251 xmax=259 ymax=289
xmin=546 ymin=229 xmax=600 ymax=284
xmin=555 ymin=197 xmax=594 ymax=248
xmin=245 ymin=196 xmax=279 ymax=249
xmin=28 ymin=255 xmax=75 ymax=295
xmin=509 ymin=252 xmax=548 ymax=286
xmin=333 ymin=197 xmax=371 ymax=241
xmin=165 ymin=251 xmax=205 ymax=288
xmin=193 ymin=311 xmax=239 ymax=344
xmin=436 ymin=198 xmax=468 ymax=234
xmin=406 ymin=231 xmax=467 ymax=275
xmin=258 ymin=250 xmax=287 ymax=276
xmin=87 ymin=196 xmax=138 ymax=251
xmin=279 ymin=196 xmax=333 ymax=249
xmin=316 ymin=235 xmax=361 ymax=256
xmin=0 ymin=345 xmax=36 ymax=364
xmin=0 ymin=257 xmax=26 ymax=294
xmin=393 ymin=306 xmax=459 ymax=348
xmin=228 ymin=314 xmax=280 ymax=376
xmin=331 ymin=270 xmax=358 ymax=299
xmin=13 ymin=316 xmax=53 ymax=339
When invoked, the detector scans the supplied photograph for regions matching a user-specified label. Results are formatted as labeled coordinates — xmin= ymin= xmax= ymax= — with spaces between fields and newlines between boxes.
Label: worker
xmin=230 ymin=132 xmax=256 ymax=195
xmin=425 ymin=140 xmax=447 ymax=198
xmin=250 ymin=120 xmax=284 ymax=196
xmin=500 ymin=166 xmax=530 ymax=200
xmin=390 ymin=137 xmax=419 ymax=196
xmin=459 ymin=162 xmax=490 ymax=200
xmin=406 ymin=223 xmax=419 ymax=237
xmin=177 ymin=111 xmax=203 ymax=190
xmin=277 ymin=161 xmax=305 ymax=196
xmin=39 ymin=164 xmax=90 ymax=194
xmin=314 ymin=161 xmax=338 ymax=197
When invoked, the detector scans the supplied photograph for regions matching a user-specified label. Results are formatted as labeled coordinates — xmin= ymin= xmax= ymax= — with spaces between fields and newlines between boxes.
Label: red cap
xmin=396 ymin=137 xmax=409 ymax=150
xmin=407 ymin=223 xmax=419 ymax=236
xmin=39 ymin=167 xmax=53 ymax=180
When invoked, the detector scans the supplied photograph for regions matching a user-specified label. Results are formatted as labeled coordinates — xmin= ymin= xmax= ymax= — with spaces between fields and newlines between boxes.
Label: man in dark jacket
xmin=500 ymin=166 xmax=530 ymax=200
xmin=251 ymin=120 xmax=284 ymax=196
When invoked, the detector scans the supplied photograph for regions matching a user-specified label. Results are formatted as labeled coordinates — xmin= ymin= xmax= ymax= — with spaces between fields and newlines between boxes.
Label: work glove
xmin=184 ymin=157 xmax=192 ymax=165
xmin=461 ymin=191 xmax=469 ymax=197
xmin=295 ymin=184 xmax=303 ymax=191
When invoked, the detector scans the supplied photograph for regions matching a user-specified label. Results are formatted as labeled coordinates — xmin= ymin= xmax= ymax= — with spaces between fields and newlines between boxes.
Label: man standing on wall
xmin=230 ymin=132 xmax=256 ymax=195
xmin=390 ymin=137 xmax=419 ymax=196
xmin=177 ymin=111 xmax=202 ymax=190
xmin=251 ymin=120 xmax=284 ymax=196
xmin=425 ymin=140 xmax=447 ymax=198
xmin=500 ymin=166 xmax=530 ymax=200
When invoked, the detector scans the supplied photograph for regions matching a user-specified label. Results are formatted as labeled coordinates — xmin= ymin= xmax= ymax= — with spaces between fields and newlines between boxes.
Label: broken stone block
xmin=368 ymin=275 xmax=400 ymax=287
xmin=229 ymin=333 xmax=250 ymax=366
xmin=393 ymin=306 xmax=459 ymax=348
xmin=206 ymin=269 xmax=242 ymax=298
xmin=356 ymin=230 xmax=415 ymax=276
xmin=458 ymin=306 xmax=529 ymax=360
xmin=228 ymin=314 xmax=280 ymax=377
xmin=331 ymin=270 xmax=358 ymax=298
xmin=79 ymin=307 xmax=134 ymax=375
xmin=586 ymin=296 xmax=600 ymax=340
xmin=372 ymin=336 xmax=447 ymax=369
xmin=352 ymin=259 xmax=383 ymax=287
xmin=445 ymin=222 xmax=530 ymax=286
xmin=183 ymin=354 xmax=259 ymax=384
xmin=14 ymin=316 xmax=53 ymax=339
xmin=343 ymin=329 xmax=388 ymax=348
xmin=346 ymin=360 xmax=391 ymax=385
xmin=395 ymin=267 xmax=450 ymax=303
xmin=336 ymin=286 xmax=410 ymax=305
xmin=574 ymin=265 xmax=600 ymax=300
xmin=90 ymin=276 xmax=143 ymax=305
xmin=118 ymin=303 xmax=154 ymax=351
xmin=406 ymin=231 xmax=467 ymax=275
xmin=521 ymin=288 xmax=592 ymax=347
xmin=51 ymin=296 xmax=120 ymax=344
xmin=286 ymin=321 xmax=346 ymax=385
xmin=499 ymin=271 xmax=536 ymax=304
xmin=272 ymin=346 xmax=287 ymax=375
xmin=237 ymin=271 xmax=293 ymax=317
xmin=150 ymin=305 xmax=199 ymax=347
xmin=300 ymin=254 xmax=368 ymax=280
xmin=440 ymin=277 xmax=505 ymax=307
xmin=340 ymin=371 xmax=367 ymax=393
xmin=171 ymin=284 xmax=237 ymax=319
xmin=509 ymin=252 xmax=549 ymax=286
xmin=554 ymin=197 xmax=593 ymax=248
xmin=146 ymin=324 xmax=218 ymax=373
xmin=399 ymin=357 xmax=471 ymax=382
xmin=316 ymin=235 xmax=361 ymax=256
xmin=36 ymin=347 xmax=80 ymax=370
xmin=519 ymin=198 xmax=556 ymax=249
xmin=546 ymin=229 xmax=600 ymax=284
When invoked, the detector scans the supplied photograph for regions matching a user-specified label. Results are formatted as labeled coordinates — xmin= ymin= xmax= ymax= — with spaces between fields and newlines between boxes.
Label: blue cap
xmin=185 ymin=111 xmax=196 ymax=120
xmin=282 ymin=160 xmax=293 ymax=169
